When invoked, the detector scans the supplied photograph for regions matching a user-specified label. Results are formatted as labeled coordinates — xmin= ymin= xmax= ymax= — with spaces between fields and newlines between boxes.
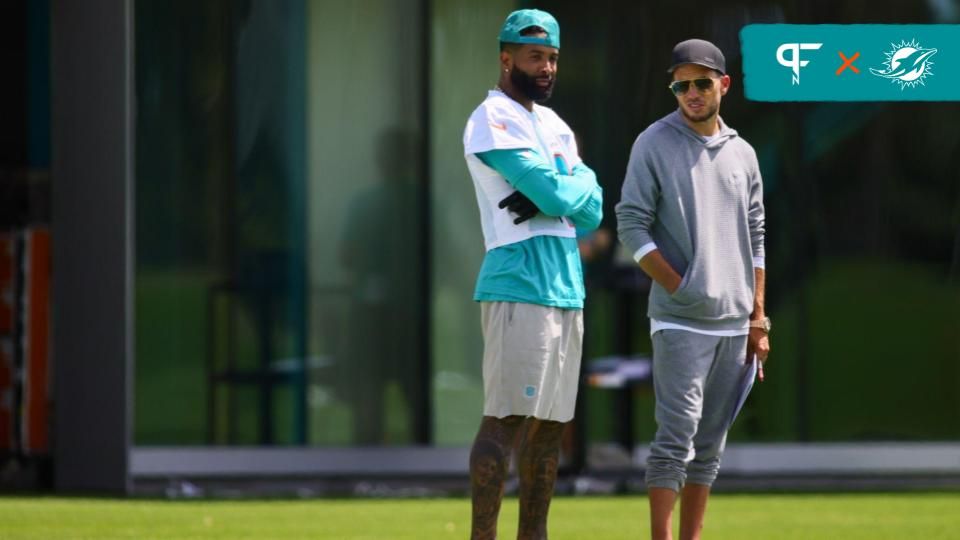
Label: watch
xmin=749 ymin=316 xmax=772 ymax=333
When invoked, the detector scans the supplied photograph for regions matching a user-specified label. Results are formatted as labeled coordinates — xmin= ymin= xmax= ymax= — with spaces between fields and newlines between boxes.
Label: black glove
xmin=498 ymin=190 xmax=540 ymax=224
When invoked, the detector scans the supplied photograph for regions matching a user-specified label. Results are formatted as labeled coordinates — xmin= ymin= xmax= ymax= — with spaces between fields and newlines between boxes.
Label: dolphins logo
xmin=870 ymin=39 xmax=937 ymax=89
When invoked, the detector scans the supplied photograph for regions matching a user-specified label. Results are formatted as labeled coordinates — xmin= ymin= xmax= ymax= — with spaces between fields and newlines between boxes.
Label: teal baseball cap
xmin=498 ymin=9 xmax=560 ymax=49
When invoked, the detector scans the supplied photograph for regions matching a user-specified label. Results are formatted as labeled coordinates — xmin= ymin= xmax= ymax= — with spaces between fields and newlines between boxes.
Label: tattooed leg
xmin=517 ymin=418 xmax=564 ymax=540
xmin=471 ymin=415 xmax=525 ymax=540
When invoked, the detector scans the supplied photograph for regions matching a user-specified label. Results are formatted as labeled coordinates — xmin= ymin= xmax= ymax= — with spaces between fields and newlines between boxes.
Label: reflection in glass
xmin=135 ymin=0 xmax=426 ymax=447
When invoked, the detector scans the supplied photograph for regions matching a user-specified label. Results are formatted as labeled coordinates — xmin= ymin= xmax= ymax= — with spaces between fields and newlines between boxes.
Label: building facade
xmin=0 ymin=0 xmax=957 ymax=493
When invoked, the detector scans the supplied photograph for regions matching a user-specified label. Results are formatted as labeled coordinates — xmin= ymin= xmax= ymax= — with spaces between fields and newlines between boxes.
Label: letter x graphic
xmin=836 ymin=51 xmax=860 ymax=75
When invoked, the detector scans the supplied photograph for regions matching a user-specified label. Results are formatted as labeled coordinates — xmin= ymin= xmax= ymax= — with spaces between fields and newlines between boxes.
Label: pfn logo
xmin=776 ymin=43 xmax=823 ymax=85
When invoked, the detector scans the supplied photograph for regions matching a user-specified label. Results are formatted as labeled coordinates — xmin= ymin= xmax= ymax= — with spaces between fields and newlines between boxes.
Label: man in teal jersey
xmin=462 ymin=9 xmax=602 ymax=540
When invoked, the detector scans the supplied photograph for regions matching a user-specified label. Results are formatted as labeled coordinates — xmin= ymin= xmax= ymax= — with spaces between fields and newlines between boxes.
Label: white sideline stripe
xmin=131 ymin=443 xmax=960 ymax=477
xmin=633 ymin=443 xmax=960 ymax=474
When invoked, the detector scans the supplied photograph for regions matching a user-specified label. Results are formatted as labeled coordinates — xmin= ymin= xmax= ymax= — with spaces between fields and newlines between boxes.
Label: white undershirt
xmin=649 ymin=318 xmax=749 ymax=337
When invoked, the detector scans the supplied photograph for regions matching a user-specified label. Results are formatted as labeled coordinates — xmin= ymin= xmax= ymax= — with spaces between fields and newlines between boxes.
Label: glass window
xmin=135 ymin=0 xmax=427 ymax=447
xmin=134 ymin=0 xmax=958 ymax=453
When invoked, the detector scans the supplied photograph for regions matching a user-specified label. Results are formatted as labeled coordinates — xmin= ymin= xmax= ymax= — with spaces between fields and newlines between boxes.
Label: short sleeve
xmin=463 ymin=101 xmax=536 ymax=156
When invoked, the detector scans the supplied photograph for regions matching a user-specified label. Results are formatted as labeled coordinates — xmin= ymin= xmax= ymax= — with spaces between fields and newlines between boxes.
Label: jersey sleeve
xmin=566 ymin=163 xmax=603 ymax=232
xmin=476 ymin=148 xmax=600 ymax=219
xmin=463 ymin=102 xmax=535 ymax=155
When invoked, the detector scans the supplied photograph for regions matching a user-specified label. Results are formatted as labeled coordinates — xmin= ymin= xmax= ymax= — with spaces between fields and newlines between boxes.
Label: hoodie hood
xmin=659 ymin=109 xmax=738 ymax=149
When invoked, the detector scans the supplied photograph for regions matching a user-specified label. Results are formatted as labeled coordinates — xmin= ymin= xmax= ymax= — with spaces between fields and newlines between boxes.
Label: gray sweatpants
xmin=645 ymin=329 xmax=754 ymax=492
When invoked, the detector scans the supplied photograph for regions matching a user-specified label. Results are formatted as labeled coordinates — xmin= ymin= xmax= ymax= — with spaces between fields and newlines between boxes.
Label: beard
xmin=680 ymin=98 xmax=719 ymax=124
xmin=511 ymin=67 xmax=555 ymax=102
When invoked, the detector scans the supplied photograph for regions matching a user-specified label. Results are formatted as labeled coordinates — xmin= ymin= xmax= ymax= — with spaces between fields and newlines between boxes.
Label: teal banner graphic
xmin=741 ymin=24 xmax=960 ymax=101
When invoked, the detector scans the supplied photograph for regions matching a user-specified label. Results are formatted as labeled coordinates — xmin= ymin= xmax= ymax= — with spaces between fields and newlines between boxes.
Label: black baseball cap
xmin=667 ymin=39 xmax=726 ymax=75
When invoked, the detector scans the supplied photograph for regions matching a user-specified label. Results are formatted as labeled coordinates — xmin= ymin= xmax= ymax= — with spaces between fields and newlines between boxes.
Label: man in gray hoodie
xmin=615 ymin=39 xmax=771 ymax=540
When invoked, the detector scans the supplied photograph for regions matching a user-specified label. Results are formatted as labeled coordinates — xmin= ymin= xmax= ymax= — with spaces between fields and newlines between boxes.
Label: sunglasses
xmin=668 ymin=78 xmax=717 ymax=96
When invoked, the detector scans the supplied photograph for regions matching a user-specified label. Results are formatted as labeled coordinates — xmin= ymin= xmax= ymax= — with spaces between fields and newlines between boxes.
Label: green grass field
xmin=2 ymin=493 xmax=959 ymax=539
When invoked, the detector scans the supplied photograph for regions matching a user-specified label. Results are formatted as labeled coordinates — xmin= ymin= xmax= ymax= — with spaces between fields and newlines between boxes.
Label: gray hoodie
xmin=616 ymin=110 xmax=765 ymax=332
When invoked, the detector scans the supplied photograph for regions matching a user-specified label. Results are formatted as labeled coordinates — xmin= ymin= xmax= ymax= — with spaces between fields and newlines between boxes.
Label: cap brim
xmin=667 ymin=61 xmax=724 ymax=75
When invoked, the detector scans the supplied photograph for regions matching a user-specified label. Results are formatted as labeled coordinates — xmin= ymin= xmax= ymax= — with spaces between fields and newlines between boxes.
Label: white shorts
xmin=480 ymin=301 xmax=583 ymax=422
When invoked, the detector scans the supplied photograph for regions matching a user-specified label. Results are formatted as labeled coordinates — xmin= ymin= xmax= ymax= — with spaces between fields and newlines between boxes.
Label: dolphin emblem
xmin=870 ymin=45 xmax=937 ymax=83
